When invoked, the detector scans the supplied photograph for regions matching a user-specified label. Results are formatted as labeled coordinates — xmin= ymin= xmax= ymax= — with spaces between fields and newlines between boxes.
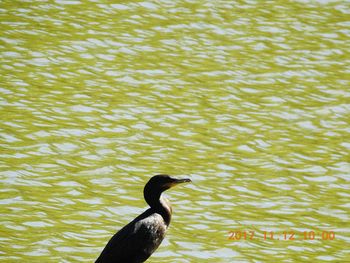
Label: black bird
xmin=95 ymin=174 xmax=191 ymax=263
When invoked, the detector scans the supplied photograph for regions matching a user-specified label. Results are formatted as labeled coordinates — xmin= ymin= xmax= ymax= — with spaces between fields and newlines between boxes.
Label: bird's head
xmin=143 ymin=175 xmax=191 ymax=223
xmin=145 ymin=174 xmax=191 ymax=192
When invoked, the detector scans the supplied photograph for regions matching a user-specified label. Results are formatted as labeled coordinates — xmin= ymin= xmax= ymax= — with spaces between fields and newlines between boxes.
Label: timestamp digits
xmin=227 ymin=230 xmax=335 ymax=241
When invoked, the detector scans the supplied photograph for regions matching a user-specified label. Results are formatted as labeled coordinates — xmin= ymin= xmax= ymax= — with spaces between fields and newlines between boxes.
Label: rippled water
xmin=1 ymin=0 xmax=350 ymax=262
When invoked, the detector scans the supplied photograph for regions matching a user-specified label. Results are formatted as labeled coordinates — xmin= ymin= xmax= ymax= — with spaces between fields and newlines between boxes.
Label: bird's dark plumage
xmin=95 ymin=174 xmax=191 ymax=263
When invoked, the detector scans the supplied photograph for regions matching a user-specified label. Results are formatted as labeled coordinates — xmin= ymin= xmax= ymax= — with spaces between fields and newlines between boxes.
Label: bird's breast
xmin=134 ymin=213 xmax=168 ymax=254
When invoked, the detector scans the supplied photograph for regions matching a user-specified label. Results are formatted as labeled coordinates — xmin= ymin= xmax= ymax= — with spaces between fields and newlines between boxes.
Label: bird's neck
xmin=159 ymin=196 xmax=172 ymax=226
xmin=144 ymin=190 xmax=172 ymax=226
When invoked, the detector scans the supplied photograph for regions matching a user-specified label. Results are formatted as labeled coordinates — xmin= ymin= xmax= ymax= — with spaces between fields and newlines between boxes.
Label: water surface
xmin=1 ymin=0 xmax=349 ymax=262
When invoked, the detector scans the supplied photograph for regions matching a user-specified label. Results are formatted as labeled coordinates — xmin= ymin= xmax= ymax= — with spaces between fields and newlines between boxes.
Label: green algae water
xmin=1 ymin=0 xmax=349 ymax=262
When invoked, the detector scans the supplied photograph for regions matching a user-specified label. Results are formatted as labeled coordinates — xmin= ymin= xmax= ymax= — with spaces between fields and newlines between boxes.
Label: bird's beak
xmin=167 ymin=178 xmax=191 ymax=188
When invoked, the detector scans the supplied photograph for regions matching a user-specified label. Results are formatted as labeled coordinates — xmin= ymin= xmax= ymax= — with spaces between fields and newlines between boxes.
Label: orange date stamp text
xmin=228 ymin=230 xmax=335 ymax=241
